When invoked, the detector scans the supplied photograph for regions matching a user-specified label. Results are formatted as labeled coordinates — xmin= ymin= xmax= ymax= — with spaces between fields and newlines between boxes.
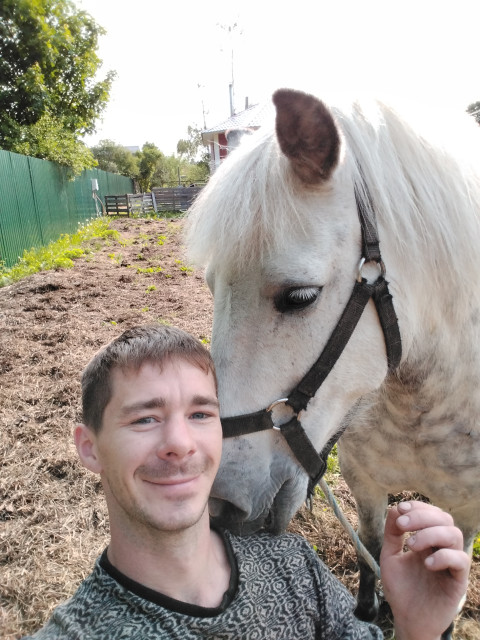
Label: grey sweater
xmin=25 ymin=530 xmax=383 ymax=639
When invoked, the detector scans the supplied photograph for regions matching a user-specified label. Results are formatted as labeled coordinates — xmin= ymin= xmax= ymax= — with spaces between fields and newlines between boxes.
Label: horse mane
xmin=187 ymin=96 xmax=480 ymax=301
xmin=187 ymin=125 xmax=312 ymax=270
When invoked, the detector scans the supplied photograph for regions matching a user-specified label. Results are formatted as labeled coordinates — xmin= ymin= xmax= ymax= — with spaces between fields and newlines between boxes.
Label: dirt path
xmin=1 ymin=216 xmax=478 ymax=638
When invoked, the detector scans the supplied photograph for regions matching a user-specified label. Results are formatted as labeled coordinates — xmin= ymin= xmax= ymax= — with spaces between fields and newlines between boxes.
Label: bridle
xmin=220 ymin=176 xmax=402 ymax=498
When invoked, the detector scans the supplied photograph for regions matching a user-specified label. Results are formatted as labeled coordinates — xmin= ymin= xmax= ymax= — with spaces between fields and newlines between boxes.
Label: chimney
xmin=245 ymin=96 xmax=249 ymax=109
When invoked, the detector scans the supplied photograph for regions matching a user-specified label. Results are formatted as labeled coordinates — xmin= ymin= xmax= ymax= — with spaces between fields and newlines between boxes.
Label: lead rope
xmin=317 ymin=477 xmax=381 ymax=580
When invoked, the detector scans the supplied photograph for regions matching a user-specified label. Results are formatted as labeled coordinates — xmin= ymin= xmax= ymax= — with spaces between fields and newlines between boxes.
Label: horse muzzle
xmin=209 ymin=496 xmax=277 ymax=535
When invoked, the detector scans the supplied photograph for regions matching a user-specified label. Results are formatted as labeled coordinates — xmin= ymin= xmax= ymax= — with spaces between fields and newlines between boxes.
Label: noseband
xmin=220 ymin=176 xmax=402 ymax=497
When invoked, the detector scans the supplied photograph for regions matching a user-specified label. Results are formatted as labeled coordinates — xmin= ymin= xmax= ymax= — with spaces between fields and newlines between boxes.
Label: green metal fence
xmin=0 ymin=150 xmax=134 ymax=267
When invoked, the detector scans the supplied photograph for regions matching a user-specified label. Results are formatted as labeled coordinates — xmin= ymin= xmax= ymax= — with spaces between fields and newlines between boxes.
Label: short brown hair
xmin=81 ymin=325 xmax=217 ymax=433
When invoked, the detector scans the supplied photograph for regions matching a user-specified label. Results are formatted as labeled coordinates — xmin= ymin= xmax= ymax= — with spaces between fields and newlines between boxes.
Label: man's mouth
xmin=143 ymin=475 xmax=198 ymax=486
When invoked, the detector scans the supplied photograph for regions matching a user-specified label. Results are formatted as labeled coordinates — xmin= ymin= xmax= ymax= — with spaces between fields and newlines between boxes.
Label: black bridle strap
xmin=355 ymin=177 xmax=381 ymax=263
xmin=221 ymin=407 xmax=274 ymax=438
xmin=219 ymin=176 xmax=402 ymax=492
xmin=280 ymin=416 xmax=327 ymax=488
xmin=372 ymin=277 xmax=402 ymax=370
xmin=220 ymin=276 xmax=381 ymax=491
xmin=286 ymin=278 xmax=376 ymax=414
xmin=220 ymin=278 xmax=376 ymax=437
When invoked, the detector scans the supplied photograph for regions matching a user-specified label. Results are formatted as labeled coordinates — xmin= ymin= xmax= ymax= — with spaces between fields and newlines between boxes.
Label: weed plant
xmin=0 ymin=217 xmax=118 ymax=287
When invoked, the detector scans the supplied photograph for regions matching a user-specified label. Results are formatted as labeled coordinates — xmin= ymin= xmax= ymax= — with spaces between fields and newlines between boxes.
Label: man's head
xmin=81 ymin=324 xmax=217 ymax=433
xmin=75 ymin=324 xmax=222 ymax=539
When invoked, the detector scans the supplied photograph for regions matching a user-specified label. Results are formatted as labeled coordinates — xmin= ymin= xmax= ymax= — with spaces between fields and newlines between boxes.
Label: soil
xmin=1 ymin=216 xmax=479 ymax=639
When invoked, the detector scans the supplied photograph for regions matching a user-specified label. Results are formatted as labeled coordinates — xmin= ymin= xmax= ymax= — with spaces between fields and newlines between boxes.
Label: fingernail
xmin=406 ymin=535 xmax=416 ymax=548
xmin=397 ymin=514 xmax=410 ymax=527
xmin=425 ymin=556 xmax=434 ymax=567
xmin=398 ymin=501 xmax=412 ymax=512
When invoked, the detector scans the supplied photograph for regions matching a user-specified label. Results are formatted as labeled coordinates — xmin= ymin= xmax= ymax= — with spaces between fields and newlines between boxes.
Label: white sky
xmin=79 ymin=0 xmax=480 ymax=155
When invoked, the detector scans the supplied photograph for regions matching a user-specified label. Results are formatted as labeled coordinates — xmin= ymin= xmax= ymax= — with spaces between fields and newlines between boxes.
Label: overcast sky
xmin=78 ymin=0 xmax=480 ymax=155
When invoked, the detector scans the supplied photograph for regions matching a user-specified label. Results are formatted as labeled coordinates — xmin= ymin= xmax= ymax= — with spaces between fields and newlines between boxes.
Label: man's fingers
xmin=382 ymin=501 xmax=463 ymax=559
xmin=395 ymin=501 xmax=455 ymax=532
xmin=423 ymin=548 xmax=471 ymax=575
xmin=406 ymin=525 xmax=464 ymax=553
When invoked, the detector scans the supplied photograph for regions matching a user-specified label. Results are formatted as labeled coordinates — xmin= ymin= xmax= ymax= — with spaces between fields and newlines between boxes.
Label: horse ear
xmin=272 ymin=89 xmax=340 ymax=185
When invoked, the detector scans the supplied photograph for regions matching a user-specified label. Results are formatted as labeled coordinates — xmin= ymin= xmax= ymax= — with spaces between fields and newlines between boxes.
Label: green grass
xmin=131 ymin=211 xmax=182 ymax=220
xmin=0 ymin=217 xmax=118 ymax=287
xmin=136 ymin=266 xmax=163 ymax=274
xmin=474 ymin=532 xmax=480 ymax=558
xmin=326 ymin=444 xmax=340 ymax=475
xmin=174 ymin=258 xmax=193 ymax=273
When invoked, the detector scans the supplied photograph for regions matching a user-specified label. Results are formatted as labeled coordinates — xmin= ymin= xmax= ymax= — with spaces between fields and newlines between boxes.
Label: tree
xmin=13 ymin=111 xmax=97 ymax=174
xmin=137 ymin=143 xmax=165 ymax=192
xmin=0 ymin=0 xmax=115 ymax=171
xmin=467 ymin=101 xmax=480 ymax=125
xmin=177 ymin=125 xmax=209 ymax=163
xmin=176 ymin=125 xmax=210 ymax=184
xmin=91 ymin=140 xmax=139 ymax=178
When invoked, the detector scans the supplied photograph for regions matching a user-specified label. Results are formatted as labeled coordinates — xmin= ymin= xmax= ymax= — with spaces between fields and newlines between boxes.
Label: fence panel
xmin=0 ymin=150 xmax=134 ymax=268
xmin=151 ymin=187 xmax=202 ymax=212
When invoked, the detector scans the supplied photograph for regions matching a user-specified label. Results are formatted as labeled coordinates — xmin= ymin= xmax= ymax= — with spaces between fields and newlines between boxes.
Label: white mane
xmin=187 ymin=96 xmax=480 ymax=298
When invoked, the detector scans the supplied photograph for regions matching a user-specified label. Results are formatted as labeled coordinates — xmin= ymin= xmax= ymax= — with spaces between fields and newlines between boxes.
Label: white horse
xmin=187 ymin=89 xmax=480 ymax=638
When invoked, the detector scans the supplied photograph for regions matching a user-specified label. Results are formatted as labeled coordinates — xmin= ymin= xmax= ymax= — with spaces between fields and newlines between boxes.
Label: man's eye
xmin=134 ymin=416 xmax=156 ymax=425
xmin=191 ymin=412 xmax=208 ymax=420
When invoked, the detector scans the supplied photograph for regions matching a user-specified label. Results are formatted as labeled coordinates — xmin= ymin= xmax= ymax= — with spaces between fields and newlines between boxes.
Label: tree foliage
xmin=177 ymin=125 xmax=209 ymax=165
xmin=177 ymin=126 xmax=203 ymax=162
xmin=91 ymin=140 xmax=139 ymax=178
xmin=12 ymin=111 xmax=97 ymax=174
xmin=175 ymin=125 xmax=210 ymax=184
xmin=0 ymin=0 xmax=115 ymax=172
xmin=137 ymin=142 xmax=165 ymax=192
xmin=91 ymin=138 xmax=210 ymax=191
xmin=467 ymin=101 xmax=480 ymax=125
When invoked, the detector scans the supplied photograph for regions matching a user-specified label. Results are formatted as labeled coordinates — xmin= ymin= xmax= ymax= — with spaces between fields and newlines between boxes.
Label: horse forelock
xmin=186 ymin=128 xmax=327 ymax=273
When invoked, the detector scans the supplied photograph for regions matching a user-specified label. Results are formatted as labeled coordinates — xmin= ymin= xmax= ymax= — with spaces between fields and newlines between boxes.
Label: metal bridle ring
xmin=266 ymin=398 xmax=291 ymax=431
xmin=357 ymin=257 xmax=386 ymax=283
xmin=266 ymin=398 xmax=289 ymax=412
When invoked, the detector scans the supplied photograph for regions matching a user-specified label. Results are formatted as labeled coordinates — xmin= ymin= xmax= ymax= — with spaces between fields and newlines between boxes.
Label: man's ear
xmin=74 ymin=424 xmax=103 ymax=474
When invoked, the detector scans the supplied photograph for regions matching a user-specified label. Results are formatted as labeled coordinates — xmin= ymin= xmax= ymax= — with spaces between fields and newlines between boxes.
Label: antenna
xmin=229 ymin=24 xmax=235 ymax=115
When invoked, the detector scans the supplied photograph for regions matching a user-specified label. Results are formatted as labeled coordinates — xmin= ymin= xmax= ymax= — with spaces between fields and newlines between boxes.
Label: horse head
xmin=187 ymin=89 xmax=404 ymax=534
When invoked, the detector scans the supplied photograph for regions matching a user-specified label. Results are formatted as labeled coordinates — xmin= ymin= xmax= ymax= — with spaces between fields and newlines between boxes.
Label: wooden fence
xmin=104 ymin=187 xmax=203 ymax=217
xmin=151 ymin=187 xmax=202 ymax=212
xmin=104 ymin=195 xmax=130 ymax=216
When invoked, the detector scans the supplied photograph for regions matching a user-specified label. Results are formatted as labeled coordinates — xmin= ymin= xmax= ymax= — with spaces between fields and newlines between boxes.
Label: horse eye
xmin=274 ymin=286 xmax=322 ymax=313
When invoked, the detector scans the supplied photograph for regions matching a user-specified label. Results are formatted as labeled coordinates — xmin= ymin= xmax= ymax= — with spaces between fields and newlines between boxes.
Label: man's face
xmin=82 ymin=359 xmax=222 ymax=536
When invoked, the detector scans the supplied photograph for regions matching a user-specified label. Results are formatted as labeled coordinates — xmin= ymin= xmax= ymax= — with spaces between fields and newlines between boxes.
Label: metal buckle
xmin=357 ymin=257 xmax=386 ymax=283
xmin=266 ymin=398 xmax=293 ymax=431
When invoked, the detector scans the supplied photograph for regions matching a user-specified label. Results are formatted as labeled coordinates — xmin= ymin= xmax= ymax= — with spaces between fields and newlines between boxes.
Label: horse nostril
xmin=264 ymin=509 xmax=275 ymax=531
xmin=209 ymin=497 xmax=248 ymax=522
xmin=208 ymin=496 xmax=272 ymax=536
xmin=208 ymin=497 xmax=229 ymax=518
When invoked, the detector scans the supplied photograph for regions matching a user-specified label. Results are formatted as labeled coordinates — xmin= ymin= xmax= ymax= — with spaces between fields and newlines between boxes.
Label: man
xmin=25 ymin=325 xmax=470 ymax=639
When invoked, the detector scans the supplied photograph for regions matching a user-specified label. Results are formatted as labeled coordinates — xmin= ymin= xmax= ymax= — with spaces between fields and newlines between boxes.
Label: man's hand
xmin=380 ymin=501 xmax=470 ymax=640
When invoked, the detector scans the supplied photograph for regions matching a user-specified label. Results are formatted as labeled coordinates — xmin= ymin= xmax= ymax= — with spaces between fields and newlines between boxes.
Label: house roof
xmin=203 ymin=101 xmax=274 ymax=135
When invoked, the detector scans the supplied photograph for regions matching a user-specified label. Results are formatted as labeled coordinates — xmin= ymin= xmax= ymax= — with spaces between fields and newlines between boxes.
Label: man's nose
xmin=156 ymin=415 xmax=196 ymax=459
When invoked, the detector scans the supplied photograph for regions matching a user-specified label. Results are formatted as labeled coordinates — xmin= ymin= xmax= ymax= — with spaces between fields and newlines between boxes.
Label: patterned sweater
xmin=25 ymin=530 xmax=383 ymax=639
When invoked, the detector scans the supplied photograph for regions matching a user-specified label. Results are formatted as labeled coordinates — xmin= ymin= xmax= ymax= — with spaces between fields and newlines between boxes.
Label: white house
xmin=201 ymin=101 xmax=274 ymax=172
